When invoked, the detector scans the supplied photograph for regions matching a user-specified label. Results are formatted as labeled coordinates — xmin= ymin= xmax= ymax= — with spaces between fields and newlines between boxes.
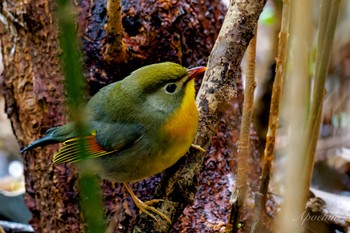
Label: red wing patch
xmin=53 ymin=135 xmax=116 ymax=164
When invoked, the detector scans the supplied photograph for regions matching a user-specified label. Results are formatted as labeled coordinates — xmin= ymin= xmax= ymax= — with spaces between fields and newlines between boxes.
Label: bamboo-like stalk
xmin=260 ymin=1 xmax=290 ymax=194
xmin=251 ymin=1 xmax=290 ymax=232
xmin=56 ymin=1 xmax=105 ymax=232
xmin=233 ymin=25 xmax=257 ymax=231
xmin=276 ymin=0 xmax=313 ymax=232
xmin=103 ymin=0 xmax=127 ymax=63
xmin=303 ymin=0 xmax=341 ymax=200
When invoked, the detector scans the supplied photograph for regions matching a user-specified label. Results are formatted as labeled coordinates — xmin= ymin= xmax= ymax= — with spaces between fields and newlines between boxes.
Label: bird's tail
xmin=20 ymin=136 xmax=59 ymax=153
xmin=20 ymin=124 xmax=75 ymax=153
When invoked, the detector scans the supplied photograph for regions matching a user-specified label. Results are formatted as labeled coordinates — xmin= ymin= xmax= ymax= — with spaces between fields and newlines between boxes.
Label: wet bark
xmin=0 ymin=0 xmax=227 ymax=232
xmin=1 ymin=0 xmax=268 ymax=231
xmin=0 ymin=1 xmax=80 ymax=232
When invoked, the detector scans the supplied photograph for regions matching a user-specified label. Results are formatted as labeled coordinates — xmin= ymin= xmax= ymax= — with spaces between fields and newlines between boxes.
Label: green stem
xmin=303 ymin=0 xmax=341 ymax=196
xmin=55 ymin=1 xmax=106 ymax=232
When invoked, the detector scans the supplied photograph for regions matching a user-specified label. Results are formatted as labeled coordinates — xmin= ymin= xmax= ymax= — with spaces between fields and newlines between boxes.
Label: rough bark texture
xmin=1 ymin=0 xmax=267 ymax=232
xmin=133 ymin=0 xmax=267 ymax=232
xmin=0 ymin=0 xmax=227 ymax=232
xmin=76 ymin=0 xmax=226 ymax=94
xmin=0 ymin=1 xmax=81 ymax=232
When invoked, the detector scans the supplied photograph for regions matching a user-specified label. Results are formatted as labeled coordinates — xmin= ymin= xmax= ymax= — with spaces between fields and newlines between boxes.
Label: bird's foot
xmin=134 ymin=198 xmax=171 ymax=224
xmin=191 ymin=144 xmax=206 ymax=152
xmin=143 ymin=199 xmax=164 ymax=206
xmin=124 ymin=183 xmax=171 ymax=224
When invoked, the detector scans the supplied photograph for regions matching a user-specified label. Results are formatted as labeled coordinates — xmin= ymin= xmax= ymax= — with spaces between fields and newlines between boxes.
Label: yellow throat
xmin=162 ymin=79 xmax=198 ymax=162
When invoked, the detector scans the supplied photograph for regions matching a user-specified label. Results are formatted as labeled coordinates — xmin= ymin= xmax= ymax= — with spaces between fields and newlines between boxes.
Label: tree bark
xmin=0 ymin=1 xmax=81 ymax=232
xmin=1 ymin=0 xmax=268 ymax=231
xmin=0 ymin=0 xmax=227 ymax=232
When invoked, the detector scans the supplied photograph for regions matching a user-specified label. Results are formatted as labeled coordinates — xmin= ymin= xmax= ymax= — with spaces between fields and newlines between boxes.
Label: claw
xmin=191 ymin=144 xmax=206 ymax=152
xmin=144 ymin=199 xmax=164 ymax=206
xmin=123 ymin=183 xmax=171 ymax=224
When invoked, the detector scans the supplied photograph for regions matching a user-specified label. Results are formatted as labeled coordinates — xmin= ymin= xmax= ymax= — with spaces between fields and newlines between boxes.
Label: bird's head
xmin=123 ymin=62 xmax=206 ymax=116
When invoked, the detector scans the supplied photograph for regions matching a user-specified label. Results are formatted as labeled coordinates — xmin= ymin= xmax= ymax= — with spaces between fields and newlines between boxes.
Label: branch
xmin=232 ymin=24 xmax=257 ymax=231
xmin=252 ymin=1 xmax=291 ymax=230
xmin=133 ymin=0 xmax=267 ymax=231
xmin=103 ymin=0 xmax=127 ymax=63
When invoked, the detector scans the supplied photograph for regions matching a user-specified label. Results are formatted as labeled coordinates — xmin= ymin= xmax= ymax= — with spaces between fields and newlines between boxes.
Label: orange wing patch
xmin=53 ymin=135 xmax=116 ymax=164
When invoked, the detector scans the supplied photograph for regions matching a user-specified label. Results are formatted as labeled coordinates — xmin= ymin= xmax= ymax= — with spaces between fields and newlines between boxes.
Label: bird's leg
xmin=191 ymin=144 xmax=206 ymax=152
xmin=123 ymin=182 xmax=171 ymax=224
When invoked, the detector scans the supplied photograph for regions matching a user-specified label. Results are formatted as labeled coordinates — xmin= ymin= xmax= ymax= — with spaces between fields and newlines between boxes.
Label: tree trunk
xmin=0 ymin=0 xmax=79 ymax=232
xmin=0 ymin=0 xmax=229 ymax=232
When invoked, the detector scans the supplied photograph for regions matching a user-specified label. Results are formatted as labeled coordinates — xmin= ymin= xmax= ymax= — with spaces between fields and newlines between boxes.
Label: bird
xmin=21 ymin=62 xmax=206 ymax=223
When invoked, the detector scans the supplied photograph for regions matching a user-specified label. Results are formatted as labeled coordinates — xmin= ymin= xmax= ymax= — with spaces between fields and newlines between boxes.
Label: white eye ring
xmin=164 ymin=83 xmax=177 ymax=94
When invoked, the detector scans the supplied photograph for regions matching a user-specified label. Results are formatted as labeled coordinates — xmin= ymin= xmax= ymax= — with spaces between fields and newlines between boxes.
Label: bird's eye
xmin=164 ymin=83 xmax=177 ymax=94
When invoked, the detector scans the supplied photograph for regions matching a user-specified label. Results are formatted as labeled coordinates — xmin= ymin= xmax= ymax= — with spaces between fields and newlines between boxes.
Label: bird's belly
xmin=97 ymin=101 xmax=198 ymax=182
xmin=96 ymin=128 xmax=196 ymax=183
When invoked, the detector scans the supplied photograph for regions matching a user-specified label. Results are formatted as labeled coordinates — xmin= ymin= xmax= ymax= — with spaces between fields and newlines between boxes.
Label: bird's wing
xmin=53 ymin=122 xmax=144 ymax=164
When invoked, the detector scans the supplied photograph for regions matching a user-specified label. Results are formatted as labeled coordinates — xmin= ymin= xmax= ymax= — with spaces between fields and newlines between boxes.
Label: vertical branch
xmin=276 ymin=0 xmax=313 ymax=232
xmin=278 ymin=1 xmax=340 ymax=231
xmin=56 ymin=0 xmax=105 ymax=232
xmin=144 ymin=0 xmax=267 ymax=232
xmin=252 ymin=0 xmax=290 ymax=230
xmin=103 ymin=0 xmax=127 ymax=63
xmin=234 ymin=25 xmax=257 ymax=229
xmin=303 ymin=0 xmax=341 ymax=197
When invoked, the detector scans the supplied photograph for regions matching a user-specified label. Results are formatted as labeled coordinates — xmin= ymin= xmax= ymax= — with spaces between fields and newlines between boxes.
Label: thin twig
xmin=234 ymin=24 xmax=257 ymax=231
xmin=251 ymin=1 xmax=290 ymax=232
xmin=103 ymin=0 xmax=127 ymax=63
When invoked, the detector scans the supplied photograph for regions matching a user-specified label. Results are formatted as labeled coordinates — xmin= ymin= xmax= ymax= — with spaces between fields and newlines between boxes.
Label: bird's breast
xmin=160 ymin=91 xmax=198 ymax=166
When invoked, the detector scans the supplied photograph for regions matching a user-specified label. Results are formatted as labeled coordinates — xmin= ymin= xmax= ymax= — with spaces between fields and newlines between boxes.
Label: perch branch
xmin=134 ymin=0 xmax=267 ymax=231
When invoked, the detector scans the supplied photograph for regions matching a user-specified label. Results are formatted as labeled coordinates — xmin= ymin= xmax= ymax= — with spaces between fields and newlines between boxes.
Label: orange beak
xmin=187 ymin=66 xmax=207 ymax=80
